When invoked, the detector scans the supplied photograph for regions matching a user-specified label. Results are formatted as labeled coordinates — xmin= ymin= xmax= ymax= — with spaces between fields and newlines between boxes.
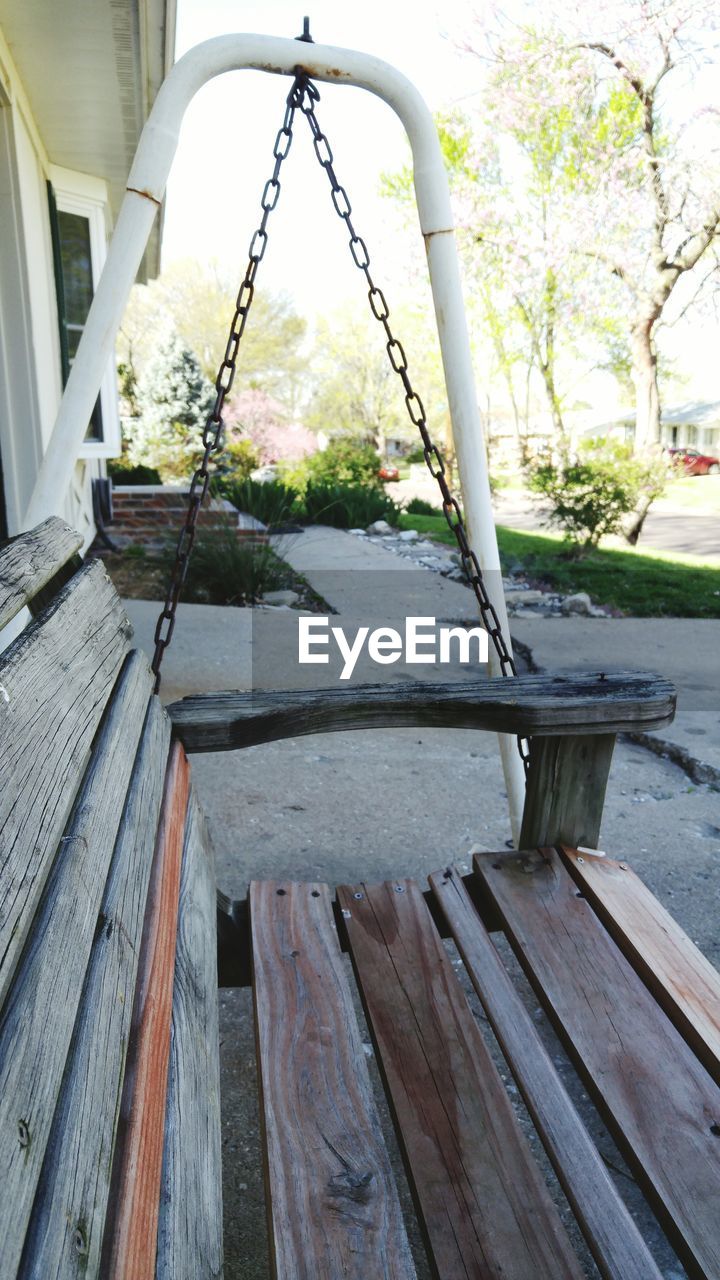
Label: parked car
xmin=668 ymin=447 xmax=719 ymax=476
xmin=378 ymin=463 xmax=400 ymax=481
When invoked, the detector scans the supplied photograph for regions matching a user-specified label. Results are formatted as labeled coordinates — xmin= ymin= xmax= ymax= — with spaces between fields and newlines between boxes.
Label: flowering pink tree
xmin=223 ymin=389 xmax=316 ymax=464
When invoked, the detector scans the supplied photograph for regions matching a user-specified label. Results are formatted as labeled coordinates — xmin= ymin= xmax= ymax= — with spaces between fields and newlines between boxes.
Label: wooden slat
xmin=251 ymin=880 xmax=416 ymax=1280
xmin=0 ymin=517 xmax=82 ymax=629
xmin=428 ymin=866 xmax=663 ymax=1280
xmin=337 ymin=878 xmax=583 ymax=1280
xmin=19 ymin=696 xmax=170 ymax=1278
xmin=561 ymin=845 xmax=720 ymax=1086
xmin=169 ymin=669 xmax=676 ymax=752
xmin=519 ymin=733 xmax=616 ymax=849
xmin=156 ymin=793 xmax=223 ymax=1280
xmin=0 ymin=653 xmax=152 ymax=1278
xmin=474 ymin=848 xmax=720 ymax=1280
xmin=0 ymin=557 xmax=131 ymax=1007
xmin=102 ymin=742 xmax=190 ymax=1280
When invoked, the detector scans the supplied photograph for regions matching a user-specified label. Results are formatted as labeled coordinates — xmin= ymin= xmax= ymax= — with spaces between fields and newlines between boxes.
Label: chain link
xmin=150 ymin=80 xmax=303 ymax=689
xmin=294 ymin=76 xmax=529 ymax=770
xmin=151 ymin=72 xmax=529 ymax=770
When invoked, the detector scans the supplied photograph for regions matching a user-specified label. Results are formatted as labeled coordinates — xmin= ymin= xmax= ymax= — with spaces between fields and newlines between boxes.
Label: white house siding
xmin=0 ymin=25 xmax=107 ymax=545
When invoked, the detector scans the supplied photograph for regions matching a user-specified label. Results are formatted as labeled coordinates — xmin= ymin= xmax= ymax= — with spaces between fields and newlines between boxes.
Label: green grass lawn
xmin=398 ymin=512 xmax=720 ymax=617
xmin=662 ymin=473 xmax=720 ymax=511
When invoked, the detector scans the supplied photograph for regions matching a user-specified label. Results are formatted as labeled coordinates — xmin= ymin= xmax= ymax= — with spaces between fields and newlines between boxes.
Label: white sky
xmin=162 ymin=0 xmax=479 ymax=313
xmin=161 ymin=0 xmax=720 ymax=408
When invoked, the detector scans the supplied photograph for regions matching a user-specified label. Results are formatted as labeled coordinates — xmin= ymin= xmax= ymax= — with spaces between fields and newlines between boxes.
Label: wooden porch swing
xmin=1 ymin=29 xmax=719 ymax=1280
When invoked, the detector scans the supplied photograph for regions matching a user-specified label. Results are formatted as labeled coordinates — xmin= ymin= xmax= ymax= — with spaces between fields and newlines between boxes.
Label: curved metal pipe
xmin=24 ymin=33 xmax=525 ymax=836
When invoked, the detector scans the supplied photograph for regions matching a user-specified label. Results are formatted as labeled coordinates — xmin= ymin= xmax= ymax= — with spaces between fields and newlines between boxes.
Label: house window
xmin=47 ymin=172 xmax=120 ymax=457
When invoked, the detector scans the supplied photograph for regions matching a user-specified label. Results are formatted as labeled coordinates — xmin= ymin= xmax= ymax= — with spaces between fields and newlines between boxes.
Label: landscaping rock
xmin=262 ymin=589 xmax=300 ymax=606
xmin=560 ymin=591 xmax=594 ymax=616
xmin=504 ymin=589 xmax=548 ymax=606
xmin=349 ymin=528 xmax=366 ymax=536
xmin=398 ymin=529 xmax=419 ymax=542
xmin=366 ymin=519 xmax=394 ymax=535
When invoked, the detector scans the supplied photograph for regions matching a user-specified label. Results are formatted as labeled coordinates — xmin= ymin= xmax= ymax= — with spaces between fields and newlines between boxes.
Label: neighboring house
xmin=576 ymin=401 xmax=717 ymax=458
xmin=0 ymin=0 xmax=175 ymax=546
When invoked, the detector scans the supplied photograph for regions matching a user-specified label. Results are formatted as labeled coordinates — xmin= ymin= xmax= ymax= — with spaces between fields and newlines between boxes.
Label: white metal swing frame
xmin=24 ymin=33 xmax=526 ymax=836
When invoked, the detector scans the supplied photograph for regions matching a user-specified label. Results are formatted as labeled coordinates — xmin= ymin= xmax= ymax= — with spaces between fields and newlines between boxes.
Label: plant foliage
xmin=301 ymin=482 xmax=400 ymax=529
xmin=527 ymin=438 xmax=667 ymax=551
xmin=175 ymin=521 xmax=291 ymax=606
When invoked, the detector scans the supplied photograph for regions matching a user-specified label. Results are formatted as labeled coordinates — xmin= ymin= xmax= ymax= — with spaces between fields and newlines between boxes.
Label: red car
xmin=668 ymin=447 xmax=719 ymax=476
xmin=378 ymin=463 xmax=400 ymax=481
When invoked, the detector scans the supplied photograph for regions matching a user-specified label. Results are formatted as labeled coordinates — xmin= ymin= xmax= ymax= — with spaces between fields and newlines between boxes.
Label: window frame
xmin=49 ymin=168 xmax=120 ymax=459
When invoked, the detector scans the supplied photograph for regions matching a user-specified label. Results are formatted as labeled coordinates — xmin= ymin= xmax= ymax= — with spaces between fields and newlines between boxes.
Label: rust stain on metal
xmin=423 ymin=228 xmax=454 ymax=247
xmin=293 ymin=63 xmax=350 ymax=79
xmin=126 ymin=185 xmax=162 ymax=208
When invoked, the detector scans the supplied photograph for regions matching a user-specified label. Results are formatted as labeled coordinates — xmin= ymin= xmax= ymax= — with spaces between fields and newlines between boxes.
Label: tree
xmin=461 ymin=2 xmax=720 ymax=452
xmin=528 ymin=436 xmax=668 ymax=551
xmin=127 ymin=328 xmax=215 ymax=482
xmin=223 ymin=389 xmax=316 ymax=464
xmin=383 ymin=94 xmax=623 ymax=448
xmin=118 ymin=260 xmax=308 ymax=413
xmin=304 ymin=311 xmax=411 ymax=455
xmin=576 ymin=4 xmax=720 ymax=451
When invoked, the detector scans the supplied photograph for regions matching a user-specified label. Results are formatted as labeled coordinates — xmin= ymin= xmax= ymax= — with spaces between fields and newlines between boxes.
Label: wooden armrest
xmin=168 ymin=670 xmax=676 ymax=753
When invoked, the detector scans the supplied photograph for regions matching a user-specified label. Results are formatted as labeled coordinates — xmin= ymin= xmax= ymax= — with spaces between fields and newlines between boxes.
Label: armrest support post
xmin=519 ymin=733 xmax=616 ymax=850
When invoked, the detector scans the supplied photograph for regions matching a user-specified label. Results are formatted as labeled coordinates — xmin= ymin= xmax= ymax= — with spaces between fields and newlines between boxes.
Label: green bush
xmin=301 ymin=439 xmax=382 ymax=489
xmin=405 ymin=446 xmax=427 ymax=465
xmin=527 ymin=439 xmax=667 ymax=553
xmin=174 ymin=521 xmax=291 ymax=605
xmin=405 ymin=496 xmax=442 ymax=516
xmin=301 ymin=482 xmax=400 ymax=529
xmin=215 ymin=439 xmax=260 ymax=485
xmin=107 ymin=458 xmax=161 ymax=485
xmin=220 ymin=477 xmax=300 ymax=528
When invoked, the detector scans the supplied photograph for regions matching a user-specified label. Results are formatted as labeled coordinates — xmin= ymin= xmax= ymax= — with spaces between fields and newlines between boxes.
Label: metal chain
xmin=152 ymin=71 xmax=529 ymax=771
xmin=150 ymin=79 xmax=302 ymax=689
xmin=294 ymin=77 xmax=529 ymax=769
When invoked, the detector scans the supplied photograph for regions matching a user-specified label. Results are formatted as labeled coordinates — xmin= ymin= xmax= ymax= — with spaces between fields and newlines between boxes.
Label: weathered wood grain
xmin=428 ymin=866 xmax=663 ymax=1280
xmin=561 ymin=845 xmax=720 ymax=1087
xmin=102 ymin=741 xmax=189 ymax=1280
xmin=0 ymin=557 xmax=131 ymax=1008
xmin=27 ymin=555 xmax=83 ymax=619
xmin=168 ymin=670 xmax=676 ymax=753
xmin=18 ymin=696 xmax=171 ymax=1280
xmin=0 ymin=653 xmax=152 ymax=1278
xmin=156 ymin=792 xmax=223 ymax=1280
xmin=0 ymin=518 xmax=82 ymax=629
xmin=337 ymin=878 xmax=583 ymax=1280
xmin=251 ymin=880 xmax=416 ymax=1280
xmin=519 ymin=733 xmax=616 ymax=849
xmin=474 ymin=848 xmax=720 ymax=1280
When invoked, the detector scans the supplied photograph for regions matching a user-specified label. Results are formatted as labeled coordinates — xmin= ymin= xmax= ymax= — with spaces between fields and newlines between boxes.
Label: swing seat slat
xmin=473 ymin=848 xmax=720 ymax=1279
